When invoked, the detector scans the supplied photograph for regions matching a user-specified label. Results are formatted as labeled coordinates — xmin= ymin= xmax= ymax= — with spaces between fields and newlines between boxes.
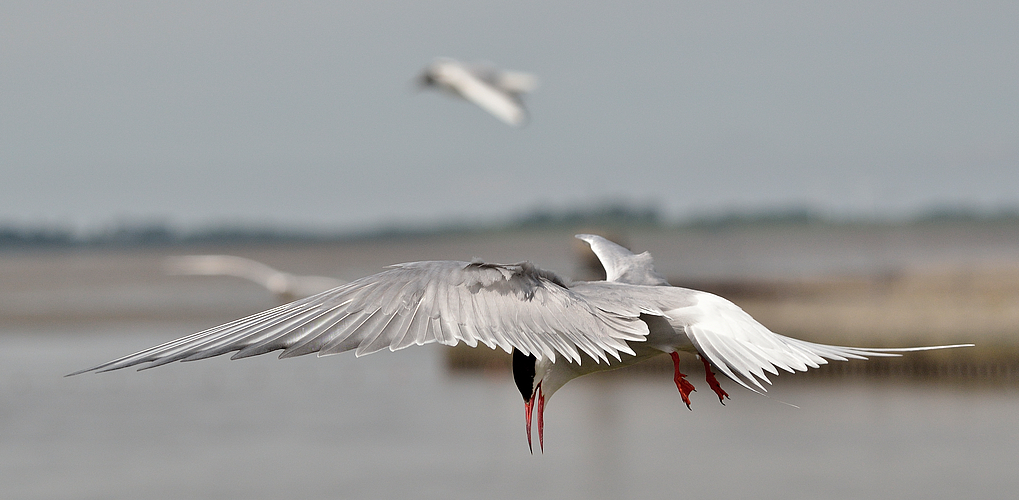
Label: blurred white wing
xmin=71 ymin=260 xmax=653 ymax=375
xmin=165 ymin=255 xmax=345 ymax=301
xmin=442 ymin=63 xmax=527 ymax=126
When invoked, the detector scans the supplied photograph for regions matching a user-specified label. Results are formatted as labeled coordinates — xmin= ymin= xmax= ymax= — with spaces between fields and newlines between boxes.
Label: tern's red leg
xmin=670 ymin=352 xmax=696 ymax=409
xmin=701 ymin=356 xmax=729 ymax=404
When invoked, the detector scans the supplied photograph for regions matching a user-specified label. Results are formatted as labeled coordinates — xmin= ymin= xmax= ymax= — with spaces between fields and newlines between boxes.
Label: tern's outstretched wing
xmin=672 ymin=291 xmax=973 ymax=393
xmin=70 ymin=261 xmax=652 ymax=375
xmin=575 ymin=234 xmax=669 ymax=286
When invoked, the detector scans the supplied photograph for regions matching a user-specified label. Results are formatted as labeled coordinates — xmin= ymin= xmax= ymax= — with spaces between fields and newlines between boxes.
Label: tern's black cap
xmin=512 ymin=349 xmax=536 ymax=402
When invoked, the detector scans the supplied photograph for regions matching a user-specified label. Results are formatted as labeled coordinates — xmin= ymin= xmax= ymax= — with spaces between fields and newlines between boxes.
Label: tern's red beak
xmin=524 ymin=382 xmax=545 ymax=453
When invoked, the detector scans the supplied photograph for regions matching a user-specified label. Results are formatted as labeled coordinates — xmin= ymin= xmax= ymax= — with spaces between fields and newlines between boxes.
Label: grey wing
xmin=676 ymin=291 xmax=973 ymax=393
xmin=70 ymin=261 xmax=651 ymax=375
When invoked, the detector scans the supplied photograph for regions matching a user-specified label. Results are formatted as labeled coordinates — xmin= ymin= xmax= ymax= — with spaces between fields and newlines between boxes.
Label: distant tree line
xmin=2 ymin=204 xmax=1018 ymax=249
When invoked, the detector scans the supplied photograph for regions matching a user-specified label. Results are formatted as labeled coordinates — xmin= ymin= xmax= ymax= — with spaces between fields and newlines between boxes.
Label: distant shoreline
xmin=5 ymin=205 xmax=1019 ymax=250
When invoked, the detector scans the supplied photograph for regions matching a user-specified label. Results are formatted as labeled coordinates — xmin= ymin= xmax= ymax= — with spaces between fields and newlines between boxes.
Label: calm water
xmin=3 ymin=228 xmax=1018 ymax=499
xmin=2 ymin=323 xmax=1017 ymax=500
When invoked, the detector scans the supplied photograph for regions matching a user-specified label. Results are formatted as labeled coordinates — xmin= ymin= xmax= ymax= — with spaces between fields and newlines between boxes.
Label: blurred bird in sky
xmin=417 ymin=57 xmax=538 ymax=127
xmin=82 ymin=237 xmax=970 ymax=453
xmin=164 ymin=255 xmax=345 ymax=304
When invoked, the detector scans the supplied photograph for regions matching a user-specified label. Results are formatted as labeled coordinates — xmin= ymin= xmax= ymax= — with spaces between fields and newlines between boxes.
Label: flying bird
xmin=74 ymin=235 xmax=971 ymax=452
xmin=165 ymin=255 xmax=345 ymax=304
xmin=417 ymin=57 xmax=537 ymax=127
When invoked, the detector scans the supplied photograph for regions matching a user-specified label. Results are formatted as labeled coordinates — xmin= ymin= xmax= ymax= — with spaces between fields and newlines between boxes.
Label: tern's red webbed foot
xmin=701 ymin=356 xmax=729 ymax=404
xmin=670 ymin=352 xmax=696 ymax=409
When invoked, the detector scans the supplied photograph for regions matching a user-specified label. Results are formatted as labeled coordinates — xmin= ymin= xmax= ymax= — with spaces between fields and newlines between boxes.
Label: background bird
xmin=417 ymin=57 xmax=538 ymax=126
xmin=164 ymin=254 xmax=345 ymax=304
xmin=77 ymin=235 xmax=971 ymax=453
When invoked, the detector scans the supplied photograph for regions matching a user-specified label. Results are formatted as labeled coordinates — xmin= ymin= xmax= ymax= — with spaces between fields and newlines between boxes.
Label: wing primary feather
xmin=701 ymin=332 xmax=771 ymax=390
xmin=234 ymin=314 xmax=349 ymax=359
xmin=281 ymin=310 xmax=373 ymax=358
xmin=180 ymin=305 xmax=338 ymax=362
xmin=234 ymin=308 xmax=357 ymax=360
xmin=357 ymin=303 xmax=417 ymax=354
xmin=89 ymin=304 xmax=317 ymax=372
xmin=72 ymin=301 xmax=310 ymax=374
xmin=430 ymin=317 xmax=453 ymax=345
xmin=690 ymin=335 xmax=761 ymax=393
xmin=389 ymin=300 xmax=429 ymax=351
xmin=321 ymin=308 xmax=392 ymax=356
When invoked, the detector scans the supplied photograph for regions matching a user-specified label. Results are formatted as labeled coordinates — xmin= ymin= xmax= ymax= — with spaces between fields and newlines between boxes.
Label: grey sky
xmin=2 ymin=1 xmax=1017 ymax=233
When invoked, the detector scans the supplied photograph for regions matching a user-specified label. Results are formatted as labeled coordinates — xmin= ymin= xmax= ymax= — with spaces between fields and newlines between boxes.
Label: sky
xmin=2 ymin=1 xmax=1017 ymax=233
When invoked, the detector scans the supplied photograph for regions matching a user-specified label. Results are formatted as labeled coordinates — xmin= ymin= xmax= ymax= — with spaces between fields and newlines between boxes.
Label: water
xmin=2 ymin=228 xmax=1018 ymax=499
xmin=3 ymin=323 xmax=1017 ymax=499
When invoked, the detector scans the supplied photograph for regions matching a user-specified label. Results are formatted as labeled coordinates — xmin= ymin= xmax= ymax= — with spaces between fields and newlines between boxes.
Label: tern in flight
xmin=72 ymin=235 xmax=972 ymax=452
xmin=164 ymin=255 xmax=345 ymax=304
xmin=418 ymin=57 xmax=537 ymax=127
